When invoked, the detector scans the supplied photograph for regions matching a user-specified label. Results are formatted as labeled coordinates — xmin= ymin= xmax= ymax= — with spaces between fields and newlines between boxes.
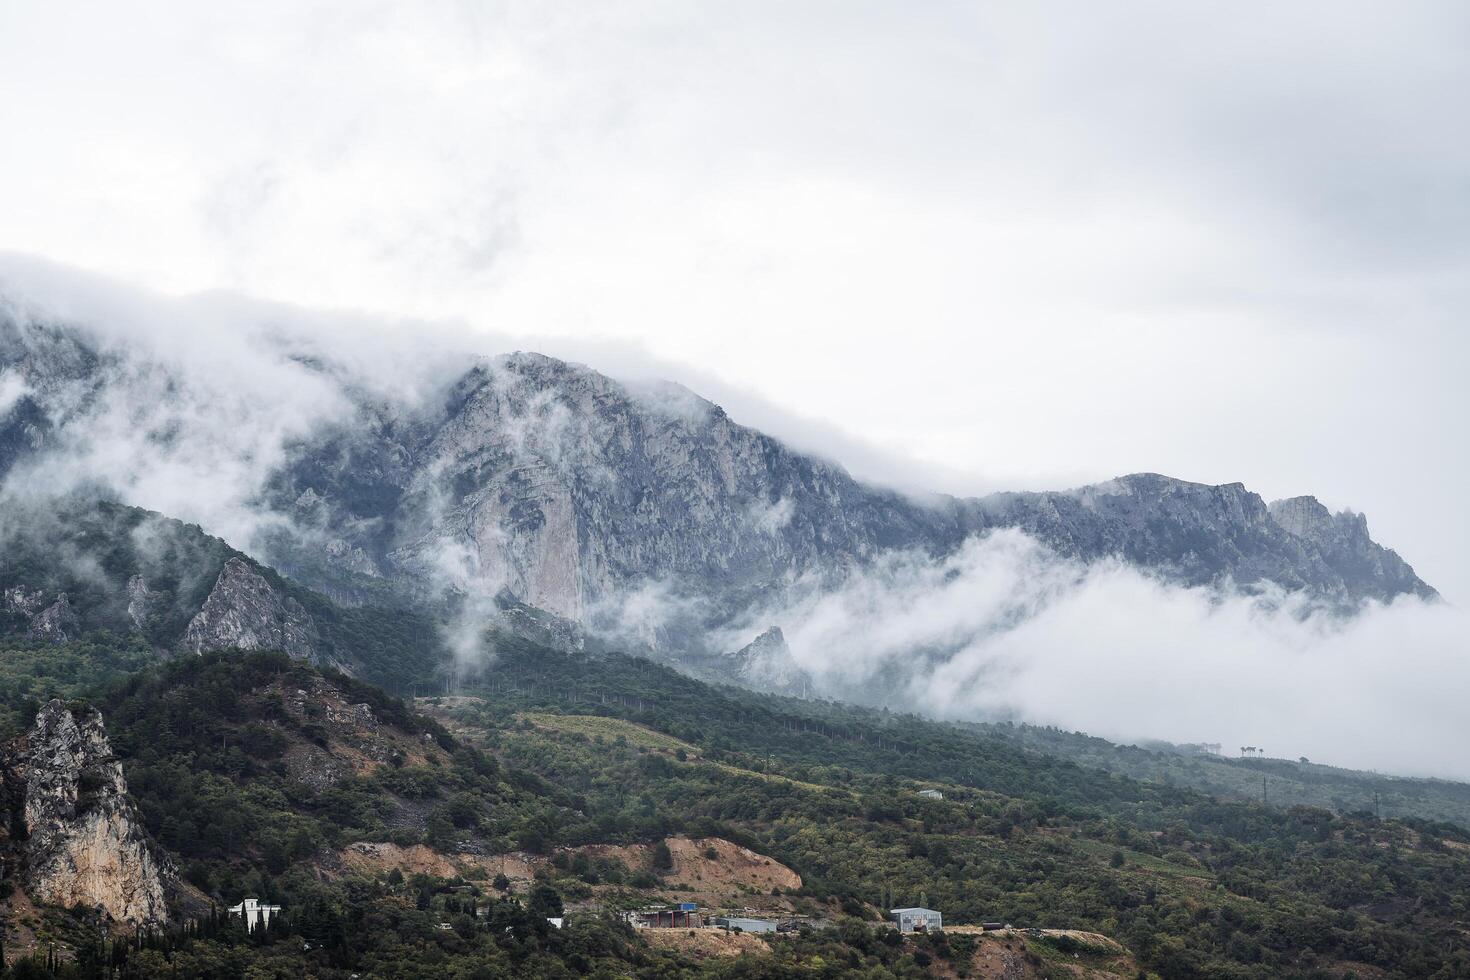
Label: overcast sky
xmin=0 ymin=1 xmax=1465 ymax=599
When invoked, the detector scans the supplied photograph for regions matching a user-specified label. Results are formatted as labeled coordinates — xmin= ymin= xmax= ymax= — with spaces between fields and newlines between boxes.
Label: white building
xmin=918 ymin=789 xmax=944 ymax=800
xmin=890 ymin=907 xmax=943 ymax=933
xmin=227 ymin=898 xmax=282 ymax=932
xmin=714 ymin=916 xmax=777 ymax=934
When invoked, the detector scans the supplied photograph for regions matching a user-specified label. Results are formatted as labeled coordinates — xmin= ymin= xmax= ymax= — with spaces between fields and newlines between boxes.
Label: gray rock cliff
xmin=718 ymin=627 xmax=812 ymax=697
xmin=124 ymin=574 xmax=158 ymax=631
xmin=183 ymin=557 xmax=323 ymax=663
xmin=270 ymin=354 xmax=1435 ymax=647
xmin=26 ymin=594 xmax=81 ymax=644
xmin=0 ymin=700 xmax=170 ymax=927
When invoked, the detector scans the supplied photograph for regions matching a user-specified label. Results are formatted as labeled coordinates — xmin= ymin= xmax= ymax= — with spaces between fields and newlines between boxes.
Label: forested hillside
xmin=0 ymin=496 xmax=448 ymax=690
xmin=5 ymin=635 xmax=1470 ymax=978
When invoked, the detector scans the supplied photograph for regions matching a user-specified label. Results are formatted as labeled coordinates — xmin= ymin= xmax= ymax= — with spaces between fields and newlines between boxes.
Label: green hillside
xmin=6 ymin=632 xmax=1469 ymax=978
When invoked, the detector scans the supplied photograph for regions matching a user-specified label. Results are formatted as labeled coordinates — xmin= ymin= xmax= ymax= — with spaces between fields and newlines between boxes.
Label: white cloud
xmin=746 ymin=496 xmax=795 ymax=536
xmin=0 ymin=369 xmax=31 ymax=415
xmin=736 ymin=527 xmax=1470 ymax=779
xmin=927 ymin=566 xmax=1468 ymax=781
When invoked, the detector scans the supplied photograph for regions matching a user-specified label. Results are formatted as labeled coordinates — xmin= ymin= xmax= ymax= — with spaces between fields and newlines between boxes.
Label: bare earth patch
xmin=640 ymin=928 xmax=771 ymax=959
xmin=335 ymin=835 xmax=797 ymax=906
xmin=337 ymin=842 xmax=537 ymax=883
xmin=579 ymin=836 xmax=801 ymax=895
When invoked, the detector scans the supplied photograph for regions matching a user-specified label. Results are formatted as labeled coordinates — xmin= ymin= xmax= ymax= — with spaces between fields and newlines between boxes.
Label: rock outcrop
xmin=124 ymin=575 xmax=158 ymax=630
xmin=718 ymin=627 xmax=811 ymax=697
xmin=183 ymin=558 xmax=322 ymax=662
xmin=0 ymin=700 xmax=169 ymax=927
xmin=26 ymin=594 xmax=80 ymax=643
xmin=4 ymin=585 xmax=47 ymax=618
xmin=1266 ymin=495 xmax=1424 ymax=602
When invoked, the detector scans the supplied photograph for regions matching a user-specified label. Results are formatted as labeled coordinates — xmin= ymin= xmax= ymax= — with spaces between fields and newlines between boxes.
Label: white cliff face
xmin=5 ymin=701 xmax=169 ymax=927
xmin=183 ymin=557 xmax=322 ymax=662
xmin=4 ymin=585 xmax=47 ymax=618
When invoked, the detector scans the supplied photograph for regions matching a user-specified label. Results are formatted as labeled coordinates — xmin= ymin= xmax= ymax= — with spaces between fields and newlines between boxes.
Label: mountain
xmin=0 ymin=495 xmax=447 ymax=691
xmin=0 ymin=303 xmax=1437 ymax=692
xmin=261 ymin=352 xmax=1434 ymax=627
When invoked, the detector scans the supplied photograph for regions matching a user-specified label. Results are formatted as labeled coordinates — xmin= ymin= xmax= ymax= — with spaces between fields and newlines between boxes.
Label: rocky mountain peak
xmin=183 ymin=557 xmax=323 ymax=662
xmin=1270 ymin=495 xmax=1344 ymax=540
xmin=1263 ymin=494 xmax=1429 ymax=601
xmin=1 ymin=700 xmax=170 ymax=927
xmin=721 ymin=626 xmax=812 ymax=698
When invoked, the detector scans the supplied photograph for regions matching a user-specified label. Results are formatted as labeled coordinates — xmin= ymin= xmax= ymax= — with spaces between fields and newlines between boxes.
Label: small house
xmin=918 ymin=789 xmax=944 ymax=801
xmin=889 ymin=907 xmax=943 ymax=933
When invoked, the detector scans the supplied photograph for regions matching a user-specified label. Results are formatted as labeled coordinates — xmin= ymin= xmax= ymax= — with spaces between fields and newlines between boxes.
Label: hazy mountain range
xmin=0 ymin=293 xmax=1436 ymax=701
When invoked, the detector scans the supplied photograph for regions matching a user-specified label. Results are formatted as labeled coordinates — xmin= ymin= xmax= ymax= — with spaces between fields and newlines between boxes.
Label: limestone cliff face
xmin=183 ymin=558 xmax=322 ymax=662
xmin=0 ymin=701 xmax=169 ymax=927
xmin=374 ymin=355 xmax=854 ymax=622
xmin=1266 ymin=495 xmax=1423 ymax=601
xmin=4 ymin=585 xmax=47 ymax=618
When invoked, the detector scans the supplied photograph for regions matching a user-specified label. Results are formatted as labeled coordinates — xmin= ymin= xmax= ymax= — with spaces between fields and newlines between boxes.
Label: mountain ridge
xmin=262 ymin=351 xmax=1434 ymax=620
xmin=0 ymin=308 xmax=1437 ymax=682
